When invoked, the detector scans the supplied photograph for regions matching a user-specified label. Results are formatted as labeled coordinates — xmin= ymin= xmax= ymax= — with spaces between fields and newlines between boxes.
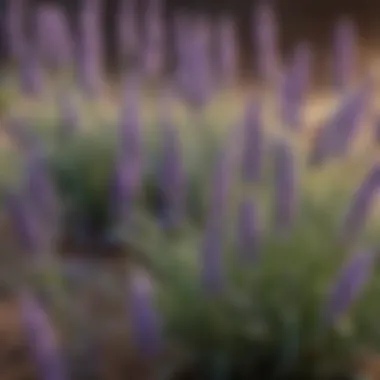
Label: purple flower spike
xmin=324 ymin=249 xmax=376 ymax=325
xmin=157 ymin=95 xmax=184 ymax=228
xmin=110 ymin=76 xmax=142 ymax=225
xmin=24 ymin=150 xmax=59 ymax=228
xmin=309 ymin=82 xmax=370 ymax=165
xmin=117 ymin=0 xmax=139 ymax=63
xmin=142 ymin=0 xmax=165 ymax=77
xmin=77 ymin=0 xmax=103 ymax=97
xmin=272 ymin=140 xmax=296 ymax=232
xmin=6 ymin=0 xmax=25 ymax=61
xmin=19 ymin=293 xmax=66 ymax=380
xmin=5 ymin=191 xmax=44 ymax=254
xmin=241 ymin=100 xmax=262 ymax=182
xmin=340 ymin=164 xmax=380 ymax=242
xmin=128 ymin=272 xmax=161 ymax=357
xmin=35 ymin=4 xmax=73 ymax=70
xmin=215 ymin=15 xmax=238 ymax=85
xmin=236 ymin=199 xmax=260 ymax=261
xmin=332 ymin=17 xmax=357 ymax=92
xmin=253 ymin=3 xmax=279 ymax=84
xmin=280 ymin=42 xmax=312 ymax=129
xmin=19 ymin=45 xmax=43 ymax=97
xmin=175 ymin=16 xmax=213 ymax=109
xmin=374 ymin=116 xmax=380 ymax=145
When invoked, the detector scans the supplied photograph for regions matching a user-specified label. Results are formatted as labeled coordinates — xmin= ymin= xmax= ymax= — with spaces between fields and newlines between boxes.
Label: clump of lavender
xmin=324 ymin=249 xmax=376 ymax=326
xmin=19 ymin=292 xmax=67 ymax=380
xmin=34 ymin=4 xmax=73 ymax=71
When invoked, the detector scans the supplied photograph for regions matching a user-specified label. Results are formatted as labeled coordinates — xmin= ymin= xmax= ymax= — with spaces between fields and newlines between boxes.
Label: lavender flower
xmin=157 ymin=96 xmax=184 ymax=228
xmin=272 ymin=140 xmax=296 ymax=232
xmin=110 ymin=76 xmax=142 ymax=224
xmin=128 ymin=272 xmax=161 ymax=356
xmin=280 ymin=42 xmax=311 ymax=129
xmin=19 ymin=292 xmax=66 ymax=380
xmin=5 ymin=191 xmax=44 ymax=254
xmin=77 ymin=0 xmax=102 ymax=97
xmin=117 ymin=0 xmax=139 ymax=64
xmin=340 ymin=164 xmax=380 ymax=242
xmin=6 ymin=0 xmax=25 ymax=61
xmin=253 ymin=3 xmax=279 ymax=85
xmin=236 ymin=199 xmax=260 ymax=261
xmin=18 ymin=45 xmax=43 ymax=96
xmin=241 ymin=100 xmax=262 ymax=182
xmin=35 ymin=4 xmax=73 ymax=70
xmin=324 ymin=249 xmax=376 ymax=325
xmin=142 ymin=0 xmax=165 ymax=77
xmin=214 ymin=15 xmax=238 ymax=85
xmin=23 ymin=150 xmax=59 ymax=228
xmin=374 ymin=116 xmax=380 ymax=144
xmin=175 ymin=16 xmax=213 ymax=109
xmin=332 ymin=17 xmax=357 ymax=91
xmin=308 ymin=82 xmax=370 ymax=165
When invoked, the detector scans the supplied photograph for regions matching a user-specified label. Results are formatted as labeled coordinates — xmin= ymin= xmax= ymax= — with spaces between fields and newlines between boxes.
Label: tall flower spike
xmin=6 ymin=0 xmax=25 ymax=61
xmin=19 ymin=293 xmax=66 ymax=380
xmin=142 ymin=0 xmax=165 ymax=77
xmin=5 ymin=191 xmax=44 ymax=254
xmin=35 ymin=4 xmax=73 ymax=70
xmin=77 ymin=0 xmax=102 ymax=97
xmin=110 ymin=75 xmax=142 ymax=225
xmin=215 ymin=15 xmax=238 ymax=86
xmin=128 ymin=271 xmax=161 ymax=357
xmin=253 ymin=2 xmax=279 ymax=85
xmin=280 ymin=42 xmax=311 ymax=129
xmin=19 ymin=45 xmax=43 ymax=97
xmin=324 ymin=249 xmax=376 ymax=325
xmin=177 ymin=17 xmax=213 ymax=109
xmin=241 ymin=100 xmax=262 ymax=182
xmin=308 ymin=82 xmax=370 ymax=166
xmin=117 ymin=0 xmax=139 ymax=64
xmin=340 ymin=164 xmax=380 ymax=242
xmin=272 ymin=140 xmax=296 ymax=232
xmin=332 ymin=16 xmax=357 ymax=92
xmin=24 ymin=149 xmax=59 ymax=229
xmin=157 ymin=91 xmax=184 ymax=228
xmin=236 ymin=199 xmax=260 ymax=261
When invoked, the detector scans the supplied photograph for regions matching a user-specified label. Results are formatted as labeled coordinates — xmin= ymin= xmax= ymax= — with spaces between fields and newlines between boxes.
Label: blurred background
xmin=1 ymin=0 xmax=380 ymax=77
